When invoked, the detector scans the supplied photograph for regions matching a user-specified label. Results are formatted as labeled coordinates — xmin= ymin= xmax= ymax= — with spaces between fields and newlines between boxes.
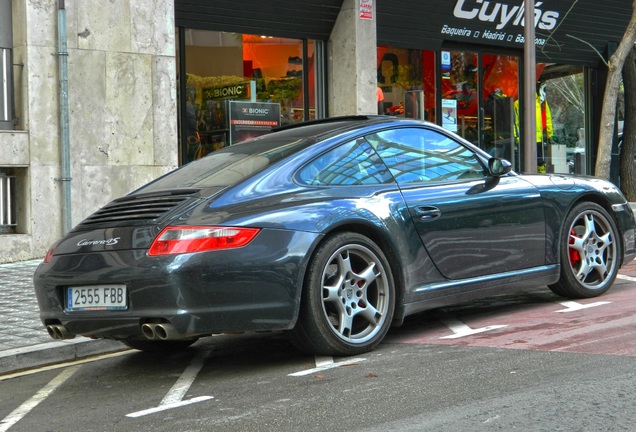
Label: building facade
xmin=0 ymin=0 xmax=630 ymax=263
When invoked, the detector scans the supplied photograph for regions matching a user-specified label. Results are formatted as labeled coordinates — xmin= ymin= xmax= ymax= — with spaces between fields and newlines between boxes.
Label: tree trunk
xmin=595 ymin=0 xmax=636 ymax=180
xmin=620 ymin=48 xmax=636 ymax=201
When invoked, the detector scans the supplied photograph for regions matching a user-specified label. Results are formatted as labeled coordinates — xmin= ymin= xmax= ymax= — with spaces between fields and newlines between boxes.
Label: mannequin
xmin=513 ymin=81 xmax=554 ymax=173
xmin=536 ymin=82 xmax=554 ymax=172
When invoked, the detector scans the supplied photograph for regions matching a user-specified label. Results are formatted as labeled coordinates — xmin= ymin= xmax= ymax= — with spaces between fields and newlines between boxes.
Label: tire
xmin=289 ymin=232 xmax=395 ymax=356
xmin=549 ymin=202 xmax=620 ymax=298
xmin=121 ymin=338 xmax=198 ymax=353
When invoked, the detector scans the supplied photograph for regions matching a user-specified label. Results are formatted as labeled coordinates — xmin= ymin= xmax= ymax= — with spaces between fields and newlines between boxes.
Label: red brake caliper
xmin=357 ymin=280 xmax=366 ymax=308
xmin=569 ymin=228 xmax=581 ymax=266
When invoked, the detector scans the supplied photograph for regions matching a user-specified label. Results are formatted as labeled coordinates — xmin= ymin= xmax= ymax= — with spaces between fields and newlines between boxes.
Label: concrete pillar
xmin=328 ymin=0 xmax=377 ymax=116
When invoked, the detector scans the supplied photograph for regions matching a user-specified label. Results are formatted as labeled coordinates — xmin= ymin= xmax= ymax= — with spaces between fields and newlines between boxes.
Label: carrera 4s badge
xmin=77 ymin=237 xmax=121 ymax=247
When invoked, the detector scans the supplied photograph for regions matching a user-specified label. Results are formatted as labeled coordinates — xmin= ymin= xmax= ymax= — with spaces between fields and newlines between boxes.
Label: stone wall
xmin=0 ymin=0 xmax=178 ymax=263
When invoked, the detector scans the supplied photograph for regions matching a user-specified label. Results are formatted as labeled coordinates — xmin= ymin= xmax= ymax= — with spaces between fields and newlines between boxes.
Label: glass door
xmin=440 ymin=50 xmax=479 ymax=142
xmin=481 ymin=54 xmax=519 ymax=168
xmin=440 ymin=50 xmax=520 ymax=169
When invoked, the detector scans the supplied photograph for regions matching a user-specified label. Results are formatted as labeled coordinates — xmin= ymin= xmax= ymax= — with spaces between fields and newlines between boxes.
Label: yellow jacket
xmin=514 ymin=96 xmax=553 ymax=142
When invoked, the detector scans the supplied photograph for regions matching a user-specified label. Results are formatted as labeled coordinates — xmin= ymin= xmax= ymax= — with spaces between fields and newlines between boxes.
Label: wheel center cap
xmin=345 ymin=287 xmax=354 ymax=300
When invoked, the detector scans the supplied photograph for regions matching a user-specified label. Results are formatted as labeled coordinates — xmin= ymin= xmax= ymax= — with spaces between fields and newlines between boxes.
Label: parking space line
xmin=0 ymin=365 xmax=81 ymax=432
xmin=314 ymin=356 xmax=334 ymax=368
xmin=288 ymin=357 xmax=367 ymax=377
xmin=125 ymin=396 xmax=214 ymax=418
xmin=555 ymin=300 xmax=611 ymax=313
xmin=161 ymin=350 xmax=210 ymax=405
xmin=437 ymin=311 xmax=507 ymax=339
xmin=617 ymin=274 xmax=636 ymax=282
xmin=126 ymin=350 xmax=214 ymax=418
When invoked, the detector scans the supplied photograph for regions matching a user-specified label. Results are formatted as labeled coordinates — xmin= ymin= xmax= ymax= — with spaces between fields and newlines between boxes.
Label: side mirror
xmin=488 ymin=157 xmax=512 ymax=177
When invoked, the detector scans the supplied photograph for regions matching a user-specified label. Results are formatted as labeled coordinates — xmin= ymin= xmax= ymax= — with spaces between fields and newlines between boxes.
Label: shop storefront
xmin=174 ymin=0 xmax=342 ymax=164
xmin=376 ymin=0 xmax=629 ymax=175
xmin=174 ymin=0 xmax=629 ymax=175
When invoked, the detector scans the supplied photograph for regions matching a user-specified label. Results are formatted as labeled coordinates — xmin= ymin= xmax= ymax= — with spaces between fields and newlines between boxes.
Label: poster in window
xmin=441 ymin=51 xmax=451 ymax=79
xmin=442 ymin=99 xmax=458 ymax=132
xmin=228 ymin=101 xmax=281 ymax=145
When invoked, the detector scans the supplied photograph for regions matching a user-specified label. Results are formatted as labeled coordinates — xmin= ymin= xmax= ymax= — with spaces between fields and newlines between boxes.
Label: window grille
xmin=0 ymin=48 xmax=10 ymax=125
xmin=0 ymin=174 xmax=16 ymax=226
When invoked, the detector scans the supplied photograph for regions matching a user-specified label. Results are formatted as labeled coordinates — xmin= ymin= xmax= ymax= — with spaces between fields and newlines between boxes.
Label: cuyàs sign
xmin=442 ymin=0 xmax=562 ymax=47
xmin=454 ymin=0 xmax=560 ymax=31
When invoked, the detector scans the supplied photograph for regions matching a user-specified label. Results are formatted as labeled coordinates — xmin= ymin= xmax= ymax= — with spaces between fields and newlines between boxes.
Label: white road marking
xmin=125 ymin=396 xmax=214 ymax=418
xmin=161 ymin=350 xmax=209 ymax=405
xmin=617 ymin=274 xmax=636 ymax=282
xmin=555 ymin=300 xmax=611 ymax=313
xmin=437 ymin=311 xmax=507 ymax=339
xmin=0 ymin=365 xmax=81 ymax=432
xmin=126 ymin=350 xmax=213 ymax=418
xmin=289 ymin=357 xmax=367 ymax=377
xmin=314 ymin=356 xmax=334 ymax=368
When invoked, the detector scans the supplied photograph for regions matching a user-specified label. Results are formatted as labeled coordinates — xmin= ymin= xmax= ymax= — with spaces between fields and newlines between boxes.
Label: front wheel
xmin=549 ymin=202 xmax=620 ymax=298
xmin=289 ymin=232 xmax=395 ymax=356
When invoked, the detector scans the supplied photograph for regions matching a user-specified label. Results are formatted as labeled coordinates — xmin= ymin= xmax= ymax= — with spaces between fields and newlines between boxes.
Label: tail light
xmin=148 ymin=226 xmax=260 ymax=256
xmin=43 ymin=239 xmax=62 ymax=263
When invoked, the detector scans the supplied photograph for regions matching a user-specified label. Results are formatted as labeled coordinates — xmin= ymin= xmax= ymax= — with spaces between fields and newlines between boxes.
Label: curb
xmin=0 ymin=338 xmax=128 ymax=376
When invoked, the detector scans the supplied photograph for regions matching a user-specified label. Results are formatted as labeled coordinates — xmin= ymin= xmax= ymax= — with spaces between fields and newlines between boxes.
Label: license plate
xmin=66 ymin=285 xmax=128 ymax=311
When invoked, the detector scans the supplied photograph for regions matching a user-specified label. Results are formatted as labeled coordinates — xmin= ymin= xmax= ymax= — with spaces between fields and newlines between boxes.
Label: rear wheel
xmin=122 ymin=338 xmax=198 ymax=352
xmin=289 ymin=232 xmax=395 ymax=356
xmin=549 ymin=202 xmax=620 ymax=298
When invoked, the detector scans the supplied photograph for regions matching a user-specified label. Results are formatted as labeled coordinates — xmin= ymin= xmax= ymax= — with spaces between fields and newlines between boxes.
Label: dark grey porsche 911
xmin=34 ymin=116 xmax=636 ymax=356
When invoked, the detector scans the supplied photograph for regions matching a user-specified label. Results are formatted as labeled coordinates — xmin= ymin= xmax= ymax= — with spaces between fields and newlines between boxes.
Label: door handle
xmin=414 ymin=206 xmax=441 ymax=221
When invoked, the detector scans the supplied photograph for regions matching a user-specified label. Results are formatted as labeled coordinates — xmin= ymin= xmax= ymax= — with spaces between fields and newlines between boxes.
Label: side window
xmin=297 ymin=138 xmax=392 ymax=186
xmin=367 ymin=127 xmax=485 ymax=184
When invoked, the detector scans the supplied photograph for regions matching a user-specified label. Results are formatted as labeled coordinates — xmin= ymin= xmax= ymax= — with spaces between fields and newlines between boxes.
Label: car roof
xmin=270 ymin=115 xmax=433 ymax=142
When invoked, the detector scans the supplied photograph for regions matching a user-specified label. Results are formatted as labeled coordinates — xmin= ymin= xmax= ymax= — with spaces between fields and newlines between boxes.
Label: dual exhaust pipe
xmin=141 ymin=322 xmax=179 ymax=340
xmin=46 ymin=324 xmax=75 ymax=340
xmin=46 ymin=322 xmax=180 ymax=341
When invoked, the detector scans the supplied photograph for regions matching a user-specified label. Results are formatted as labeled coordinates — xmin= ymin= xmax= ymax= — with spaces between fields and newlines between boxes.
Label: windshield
xmin=137 ymin=133 xmax=313 ymax=193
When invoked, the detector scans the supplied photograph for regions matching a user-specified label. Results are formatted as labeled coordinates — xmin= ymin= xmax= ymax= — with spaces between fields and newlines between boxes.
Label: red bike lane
xmin=387 ymin=259 xmax=636 ymax=357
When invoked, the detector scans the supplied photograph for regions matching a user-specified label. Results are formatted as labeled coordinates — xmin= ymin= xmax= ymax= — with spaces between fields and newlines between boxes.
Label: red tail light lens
xmin=43 ymin=239 xmax=62 ymax=263
xmin=148 ymin=226 xmax=260 ymax=256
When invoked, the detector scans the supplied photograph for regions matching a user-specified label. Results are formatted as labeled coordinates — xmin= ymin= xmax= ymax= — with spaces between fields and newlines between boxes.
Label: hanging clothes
xmin=513 ymin=95 xmax=553 ymax=143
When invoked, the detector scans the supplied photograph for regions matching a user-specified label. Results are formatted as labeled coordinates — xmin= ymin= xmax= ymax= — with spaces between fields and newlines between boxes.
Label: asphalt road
xmin=2 ymin=274 xmax=636 ymax=432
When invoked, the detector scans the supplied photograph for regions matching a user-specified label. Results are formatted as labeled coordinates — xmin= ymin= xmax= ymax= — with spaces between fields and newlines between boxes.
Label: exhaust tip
xmin=46 ymin=324 xmax=76 ymax=340
xmin=141 ymin=321 xmax=180 ymax=340
xmin=141 ymin=323 xmax=157 ymax=340
xmin=155 ymin=323 xmax=178 ymax=340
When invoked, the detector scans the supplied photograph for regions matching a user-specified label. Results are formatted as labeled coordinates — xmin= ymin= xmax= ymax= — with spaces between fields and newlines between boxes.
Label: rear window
xmin=297 ymin=138 xmax=393 ymax=186
xmin=137 ymin=133 xmax=312 ymax=192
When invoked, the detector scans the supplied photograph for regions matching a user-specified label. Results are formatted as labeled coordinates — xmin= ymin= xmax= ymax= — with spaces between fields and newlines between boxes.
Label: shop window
xmin=376 ymin=47 xmax=436 ymax=122
xmin=179 ymin=30 xmax=319 ymax=164
xmin=539 ymin=70 xmax=586 ymax=174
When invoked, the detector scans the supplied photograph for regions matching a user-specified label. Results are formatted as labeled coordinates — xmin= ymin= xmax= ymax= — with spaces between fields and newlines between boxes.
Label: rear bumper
xmin=34 ymin=229 xmax=319 ymax=340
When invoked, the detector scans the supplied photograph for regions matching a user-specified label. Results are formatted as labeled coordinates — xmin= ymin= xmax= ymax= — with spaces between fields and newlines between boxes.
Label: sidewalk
xmin=0 ymin=260 xmax=126 ymax=376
